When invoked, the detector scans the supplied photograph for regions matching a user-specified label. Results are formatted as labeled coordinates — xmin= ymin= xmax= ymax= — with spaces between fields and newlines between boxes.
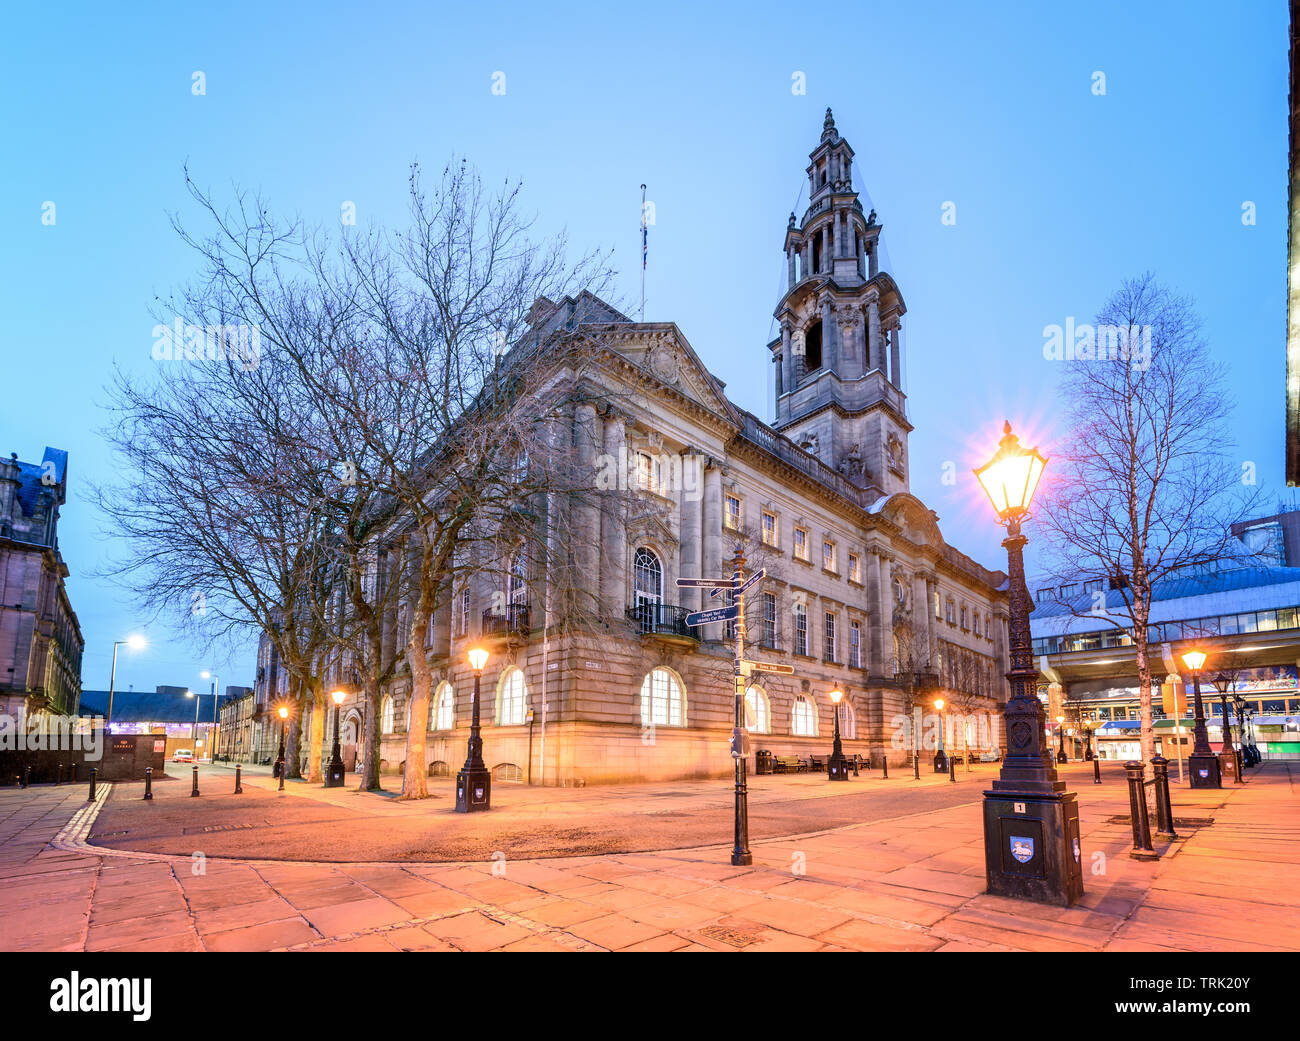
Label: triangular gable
xmin=584 ymin=319 xmax=742 ymax=428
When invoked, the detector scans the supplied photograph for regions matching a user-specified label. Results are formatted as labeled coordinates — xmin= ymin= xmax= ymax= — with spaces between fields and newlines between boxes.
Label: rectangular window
xmin=946 ymin=601 xmax=955 ymax=625
xmin=822 ymin=541 xmax=836 ymax=572
xmin=795 ymin=604 xmax=808 ymax=655
xmin=850 ymin=621 xmax=862 ymax=668
xmin=848 ymin=553 xmax=861 ymax=583
xmin=762 ymin=591 xmax=777 ymax=648
xmin=794 ymin=527 xmax=809 ymax=561
xmin=725 ymin=495 xmax=742 ymax=529
xmin=824 ymin=611 xmax=837 ymax=662
xmin=460 ymin=588 xmax=470 ymax=636
xmin=762 ymin=511 xmax=777 ymax=547
xmin=637 ymin=451 xmax=661 ymax=494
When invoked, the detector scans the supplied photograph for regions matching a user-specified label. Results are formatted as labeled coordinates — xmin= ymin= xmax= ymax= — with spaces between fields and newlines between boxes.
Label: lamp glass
xmin=933 ymin=697 xmax=944 ymax=711
xmin=468 ymin=647 xmax=489 ymax=671
xmin=126 ymin=634 xmax=147 ymax=651
xmin=829 ymin=689 xmax=843 ymax=704
xmin=1181 ymin=649 xmax=1207 ymax=672
xmin=973 ymin=422 xmax=1048 ymax=522
xmin=331 ymin=689 xmax=346 ymax=705
xmin=278 ymin=706 xmax=288 ymax=719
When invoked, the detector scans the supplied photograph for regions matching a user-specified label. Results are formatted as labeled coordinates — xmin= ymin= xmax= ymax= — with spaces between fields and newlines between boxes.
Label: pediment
xmin=593 ymin=323 xmax=741 ymax=428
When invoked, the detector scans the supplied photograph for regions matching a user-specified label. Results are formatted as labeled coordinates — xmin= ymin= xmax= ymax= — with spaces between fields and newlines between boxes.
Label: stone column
xmin=781 ymin=324 xmax=793 ymax=397
xmin=544 ymin=413 xmax=568 ymax=629
xmin=679 ymin=455 xmax=702 ymax=614
xmin=913 ymin=572 xmax=931 ymax=670
xmin=868 ymin=242 xmax=879 ymax=278
xmin=867 ymin=297 xmax=881 ymax=374
xmin=702 ymin=463 xmax=723 ymax=640
xmin=572 ymin=404 xmax=602 ymax=617
xmin=891 ymin=322 xmax=903 ymax=389
xmin=822 ymin=297 xmax=836 ymax=372
xmin=787 ymin=247 xmax=796 ymax=288
xmin=599 ymin=414 xmax=627 ymax=619
xmin=866 ymin=550 xmax=887 ymax=672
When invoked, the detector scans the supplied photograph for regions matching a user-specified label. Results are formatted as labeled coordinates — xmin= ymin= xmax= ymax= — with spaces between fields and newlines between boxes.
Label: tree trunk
xmin=305 ymin=684 xmax=325 ymax=783
xmin=361 ymin=678 xmax=382 ymax=791
xmin=400 ymin=638 xmax=432 ymax=799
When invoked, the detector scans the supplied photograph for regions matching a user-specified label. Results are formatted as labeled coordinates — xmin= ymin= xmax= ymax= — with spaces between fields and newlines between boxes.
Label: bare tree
xmin=1037 ymin=273 xmax=1258 ymax=764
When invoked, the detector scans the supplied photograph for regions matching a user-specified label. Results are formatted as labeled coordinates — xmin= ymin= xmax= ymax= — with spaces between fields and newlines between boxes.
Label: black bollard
xmin=22 ymin=765 xmax=31 ymax=789
xmin=143 ymin=766 xmax=153 ymax=801
xmin=54 ymin=762 xmax=62 ymax=786
xmin=234 ymin=764 xmax=243 ymax=794
xmin=912 ymin=750 xmax=920 ymax=780
xmin=1150 ymin=756 xmax=1178 ymax=840
xmin=949 ymin=752 xmax=957 ymax=783
xmin=191 ymin=764 xmax=200 ymax=797
xmin=1124 ymin=760 xmax=1156 ymax=858
xmin=87 ymin=767 xmax=97 ymax=802
xmin=70 ymin=762 xmax=78 ymax=783
xmin=881 ymin=755 xmax=889 ymax=780
xmin=1093 ymin=757 xmax=1102 ymax=784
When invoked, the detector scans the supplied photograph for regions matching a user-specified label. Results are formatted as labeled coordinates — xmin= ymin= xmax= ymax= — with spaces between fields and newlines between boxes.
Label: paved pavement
xmin=0 ymin=761 xmax=1296 ymax=952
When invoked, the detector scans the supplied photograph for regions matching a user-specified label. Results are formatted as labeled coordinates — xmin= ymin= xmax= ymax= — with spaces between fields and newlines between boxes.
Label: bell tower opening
xmin=803 ymin=320 xmax=822 ymax=374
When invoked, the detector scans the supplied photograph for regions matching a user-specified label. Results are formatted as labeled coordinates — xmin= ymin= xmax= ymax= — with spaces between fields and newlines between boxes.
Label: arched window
xmin=837 ymin=699 xmax=858 ymax=740
xmin=633 ymin=548 xmax=663 ymax=605
xmin=744 ymin=685 xmax=771 ymax=734
xmin=433 ymin=682 xmax=454 ymax=731
xmin=792 ymin=695 xmax=817 ymax=736
xmin=804 ymin=320 xmax=823 ymax=373
xmin=497 ymin=668 xmax=528 ymax=726
xmin=381 ymin=697 xmax=395 ymax=735
xmin=640 ymin=667 xmax=684 ymax=728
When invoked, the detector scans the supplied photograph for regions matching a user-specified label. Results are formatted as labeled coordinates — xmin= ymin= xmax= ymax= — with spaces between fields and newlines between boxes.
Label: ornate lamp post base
xmin=455 ymin=766 xmax=492 ymax=812
xmin=983 ymin=694 xmax=1085 ymax=907
xmin=1188 ymin=752 xmax=1221 ymax=789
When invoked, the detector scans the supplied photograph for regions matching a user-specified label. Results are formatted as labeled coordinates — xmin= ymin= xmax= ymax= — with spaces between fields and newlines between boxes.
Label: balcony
xmin=482 ymin=603 xmax=531 ymax=639
xmin=627 ymin=602 xmax=698 ymax=645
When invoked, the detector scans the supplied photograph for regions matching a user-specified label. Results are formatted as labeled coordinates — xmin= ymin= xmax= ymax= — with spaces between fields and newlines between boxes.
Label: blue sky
xmin=1 ymin=1 xmax=1288 ymax=693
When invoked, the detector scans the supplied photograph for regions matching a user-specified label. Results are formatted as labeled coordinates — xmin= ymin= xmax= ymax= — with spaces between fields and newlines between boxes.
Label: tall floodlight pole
xmin=974 ymin=421 xmax=1083 ymax=906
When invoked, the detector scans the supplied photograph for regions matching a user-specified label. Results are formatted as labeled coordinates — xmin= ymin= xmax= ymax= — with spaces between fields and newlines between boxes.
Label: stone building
xmin=0 ymin=447 xmax=83 ymax=728
xmin=319 ymin=111 xmax=1010 ymax=786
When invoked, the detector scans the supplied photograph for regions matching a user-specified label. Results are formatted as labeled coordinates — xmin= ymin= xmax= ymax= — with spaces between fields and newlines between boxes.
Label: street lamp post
xmin=1234 ymin=695 xmax=1254 ymax=768
xmin=186 ymin=690 xmax=200 ymax=744
xmin=200 ymin=671 xmax=220 ymax=762
xmin=1055 ymin=714 xmax=1068 ymax=763
xmin=1212 ymin=673 xmax=1242 ymax=784
xmin=1082 ymin=718 xmax=1095 ymax=761
xmin=974 ymin=421 xmax=1082 ymax=906
xmin=105 ymin=635 xmax=146 ymax=735
xmin=1180 ymin=650 xmax=1221 ymax=789
xmin=933 ymin=697 xmax=948 ymax=773
xmin=827 ymin=690 xmax=848 ymax=780
xmin=326 ymin=690 xmax=347 ymax=787
xmin=275 ymin=704 xmax=289 ymax=789
xmin=456 ymin=647 xmax=492 ymax=812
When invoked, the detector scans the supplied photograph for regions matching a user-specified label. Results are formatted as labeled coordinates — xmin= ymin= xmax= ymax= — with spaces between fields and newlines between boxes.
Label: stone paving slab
xmin=0 ymin=761 xmax=1295 ymax=951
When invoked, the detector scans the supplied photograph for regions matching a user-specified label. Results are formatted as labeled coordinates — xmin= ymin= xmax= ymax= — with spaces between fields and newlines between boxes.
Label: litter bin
xmin=755 ymin=749 xmax=772 ymax=776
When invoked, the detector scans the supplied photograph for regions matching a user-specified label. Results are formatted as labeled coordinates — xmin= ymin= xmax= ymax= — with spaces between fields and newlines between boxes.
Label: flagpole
xmin=640 ymin=183 xmax=647 ymax=322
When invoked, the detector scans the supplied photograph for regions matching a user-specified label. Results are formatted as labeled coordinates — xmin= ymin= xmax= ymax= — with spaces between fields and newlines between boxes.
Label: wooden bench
xmin=772 ymin=755 xmax=807 ymax=774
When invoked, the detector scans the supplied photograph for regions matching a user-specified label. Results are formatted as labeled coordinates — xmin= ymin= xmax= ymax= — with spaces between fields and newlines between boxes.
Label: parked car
xmin=172 ymin=749 xmax=195 ymax=762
